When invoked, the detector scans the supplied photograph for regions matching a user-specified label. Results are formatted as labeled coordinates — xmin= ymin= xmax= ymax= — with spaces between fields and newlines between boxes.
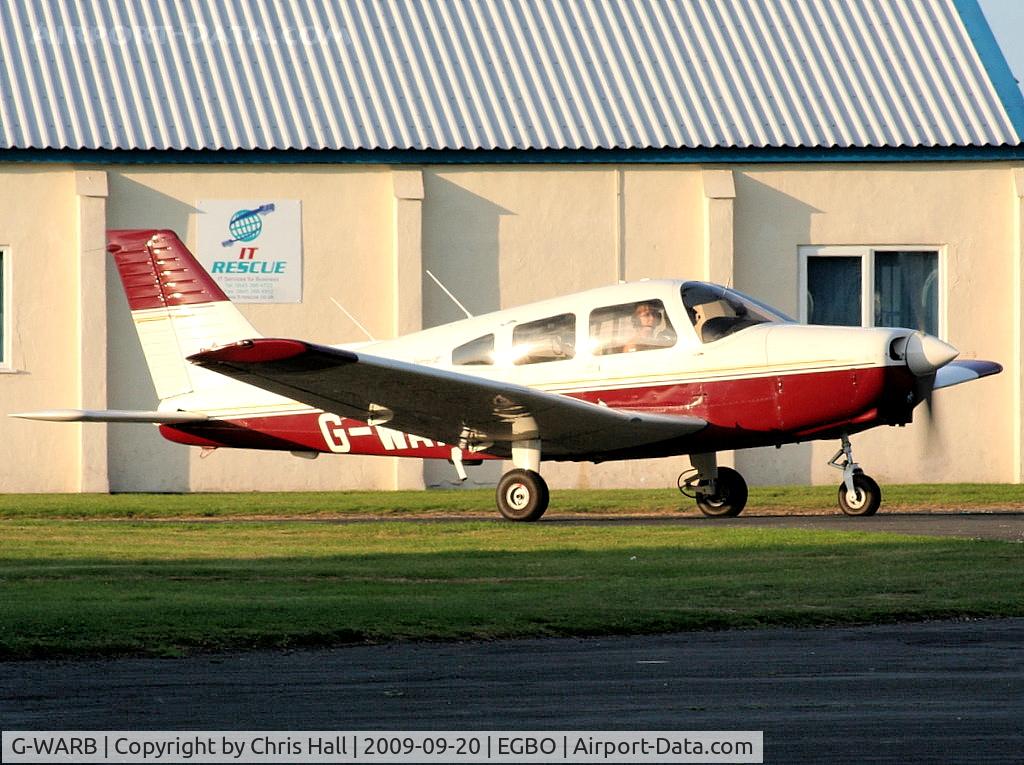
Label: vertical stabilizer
xmin=107 ymin=230 xmax=261 ymax=401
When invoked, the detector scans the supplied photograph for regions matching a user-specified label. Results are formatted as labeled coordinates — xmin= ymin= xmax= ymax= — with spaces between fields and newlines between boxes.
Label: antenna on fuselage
xmin=425 ymin=269 xmax=473 ymax=319
xmin=330 ymin=297 xmax=376 ymax=341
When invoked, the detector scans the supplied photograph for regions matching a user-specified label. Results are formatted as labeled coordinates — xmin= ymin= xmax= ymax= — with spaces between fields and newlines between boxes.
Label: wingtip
xmin=955 ymin=359 xmax=1003 ymax=378
xmin=188 ymin=338 xmax=313 ymax=365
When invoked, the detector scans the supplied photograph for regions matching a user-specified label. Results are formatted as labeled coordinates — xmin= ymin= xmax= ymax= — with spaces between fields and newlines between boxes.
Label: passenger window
xmin=511 ymin=314 xmax=576 ymax=364
xmin=452 ymin=334 xmax=494 ymax=365
xmin=589 ymin=300 xmax=676 ymax=355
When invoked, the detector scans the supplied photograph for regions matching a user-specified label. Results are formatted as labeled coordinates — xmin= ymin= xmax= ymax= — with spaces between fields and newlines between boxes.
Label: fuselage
xmin=160 ymin=280 xmax=925 ymax=461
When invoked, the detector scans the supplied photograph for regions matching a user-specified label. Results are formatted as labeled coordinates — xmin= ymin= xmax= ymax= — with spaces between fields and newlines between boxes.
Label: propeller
xmin=914 ymin=372 xmax=937 ymax=427
xmin=896 ymin=332 xmax=958 ymax=429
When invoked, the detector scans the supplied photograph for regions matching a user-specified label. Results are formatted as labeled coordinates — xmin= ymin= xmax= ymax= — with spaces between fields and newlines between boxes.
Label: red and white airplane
xmin=15 ymin=229 xmax=1001 ymax=521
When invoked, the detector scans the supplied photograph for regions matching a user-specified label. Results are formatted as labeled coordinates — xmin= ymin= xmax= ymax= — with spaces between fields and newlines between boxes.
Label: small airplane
xmin=14 ymin=229 xmax=1001 ymax=521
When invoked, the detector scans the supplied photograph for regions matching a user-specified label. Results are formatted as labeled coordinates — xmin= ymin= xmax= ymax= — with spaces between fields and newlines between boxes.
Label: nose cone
xmin=905 ymin=333 xmax=959 ymax=376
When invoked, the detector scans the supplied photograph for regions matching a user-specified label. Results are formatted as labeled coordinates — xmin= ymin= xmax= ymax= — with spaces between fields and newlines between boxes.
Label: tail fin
xmin=107 ymin=230 xmax=261 ymax=401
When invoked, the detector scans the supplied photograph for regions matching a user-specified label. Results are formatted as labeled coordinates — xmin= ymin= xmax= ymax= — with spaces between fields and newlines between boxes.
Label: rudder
xmin=107 ymin=229 xmax=261 ymax=401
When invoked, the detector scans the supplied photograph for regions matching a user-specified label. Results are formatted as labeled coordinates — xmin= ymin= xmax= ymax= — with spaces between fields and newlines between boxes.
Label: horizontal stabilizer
xmin=933 ymin=360 xmax=1002 ymax=391
xmin=9 ymin=409 xmax=208 ymax=423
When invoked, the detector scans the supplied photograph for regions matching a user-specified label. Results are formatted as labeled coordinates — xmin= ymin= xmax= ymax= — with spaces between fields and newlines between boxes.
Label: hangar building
xmin=1 ymin=0 xmax=1023 ymax=493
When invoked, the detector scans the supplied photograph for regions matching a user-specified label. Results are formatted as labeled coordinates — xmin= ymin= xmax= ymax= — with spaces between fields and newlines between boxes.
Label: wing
xmin=188 ymin=339 xmax=705 ymax=457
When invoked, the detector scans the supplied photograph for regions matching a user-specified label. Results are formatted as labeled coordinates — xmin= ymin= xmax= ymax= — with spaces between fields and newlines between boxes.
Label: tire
xmin=838 ymin=473 xmax=882 ymax=516
xmin=696 ymin=466 xmax=748 ymax=518
xmin=496 ymin=469 xmax=549 ymax=522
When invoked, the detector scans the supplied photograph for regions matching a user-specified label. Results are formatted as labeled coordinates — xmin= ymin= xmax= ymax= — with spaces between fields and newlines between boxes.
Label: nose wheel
xmin=829 ymin=435 xmax=882 ymax=516
xmin=838 ymin=472 xmax=881 ymax=516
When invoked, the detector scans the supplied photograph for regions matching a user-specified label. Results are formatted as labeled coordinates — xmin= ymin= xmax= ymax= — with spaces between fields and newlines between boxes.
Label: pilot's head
xmin=632 ymin=301 xmax=662 ymax=330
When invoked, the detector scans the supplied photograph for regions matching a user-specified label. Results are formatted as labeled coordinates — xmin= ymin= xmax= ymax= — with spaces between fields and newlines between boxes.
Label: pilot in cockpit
xmin=623 ymin=301 xmax=676 ymax=352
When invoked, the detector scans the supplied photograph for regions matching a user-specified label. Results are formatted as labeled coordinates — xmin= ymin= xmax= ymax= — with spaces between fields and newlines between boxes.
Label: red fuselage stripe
xmin=161 ymin=365 xmax=917 ymax=459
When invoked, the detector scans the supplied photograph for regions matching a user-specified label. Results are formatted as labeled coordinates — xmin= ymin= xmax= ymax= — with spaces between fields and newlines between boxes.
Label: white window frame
xmin=0 ymin=247 xmax=9 ymax=371
xmin=798 ymin=245 xmax=947 ymax=339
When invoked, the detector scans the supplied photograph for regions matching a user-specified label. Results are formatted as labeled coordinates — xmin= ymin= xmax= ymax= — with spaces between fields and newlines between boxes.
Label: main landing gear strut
xmin=495 ymin=439 xmax=549 ymax=522
xmin=678 ymin=453 xmax=749 ymax=517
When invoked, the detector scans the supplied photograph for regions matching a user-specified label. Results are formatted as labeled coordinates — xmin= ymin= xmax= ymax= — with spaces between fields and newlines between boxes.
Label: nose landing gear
xmin=828 ymin=434 xmax=882 ymax=516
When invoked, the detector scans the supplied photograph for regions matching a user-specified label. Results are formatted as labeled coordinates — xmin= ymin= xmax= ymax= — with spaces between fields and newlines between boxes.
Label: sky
xmin=977 ymin=0 xmax=1024 ymax=98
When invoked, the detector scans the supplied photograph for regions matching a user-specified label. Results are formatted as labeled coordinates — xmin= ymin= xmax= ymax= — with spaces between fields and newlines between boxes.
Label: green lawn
xmin=0 ymin=483 xmax=1021 ymax=519
xmin=1 ymin=518 xmax=1022 ymax=658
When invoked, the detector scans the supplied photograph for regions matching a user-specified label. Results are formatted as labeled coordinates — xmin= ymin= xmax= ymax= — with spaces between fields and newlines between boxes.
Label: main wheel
xmin=496 ymin=469 xmax=549 ymax=522
xmin=696 ymin=466 xmax=748 ymax=518
xmin=838 ymin=473 xmax=882 ymax=516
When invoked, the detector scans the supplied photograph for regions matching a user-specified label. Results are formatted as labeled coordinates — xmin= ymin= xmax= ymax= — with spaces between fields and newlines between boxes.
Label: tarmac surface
xmin=2 ymin=620 xmax=1022 ymax=762
xmin=2 ymin=512 xmax=1022 ymax=763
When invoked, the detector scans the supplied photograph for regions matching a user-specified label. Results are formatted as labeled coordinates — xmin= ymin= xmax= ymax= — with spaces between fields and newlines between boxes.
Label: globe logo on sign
xmin=229 ymin=209 xmax=263 ymax=242
xmin=221 ymin=203 xmax=276 ymax=247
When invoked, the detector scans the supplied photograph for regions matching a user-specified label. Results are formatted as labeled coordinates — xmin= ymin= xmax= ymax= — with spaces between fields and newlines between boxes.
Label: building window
xmin=800 ymin=246 xmax=941 ymax=335
xmin=0 ymin=248 xmax=5 ymax=366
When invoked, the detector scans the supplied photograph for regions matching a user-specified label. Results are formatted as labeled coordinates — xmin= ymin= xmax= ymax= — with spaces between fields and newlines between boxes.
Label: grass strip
xmin=1 ymin=520 xmax=1021 ymax=658
xmin=0 ymin=484 xmax=1021 ymax=519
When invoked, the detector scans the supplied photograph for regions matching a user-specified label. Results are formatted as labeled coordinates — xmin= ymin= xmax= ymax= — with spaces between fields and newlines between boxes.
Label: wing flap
xmin=188 ymin=339 xmax=705 ymax=456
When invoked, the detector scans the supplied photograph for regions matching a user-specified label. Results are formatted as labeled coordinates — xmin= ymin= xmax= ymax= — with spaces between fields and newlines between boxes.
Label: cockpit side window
xmin=681 ymin=282 xmax=790 ymax=343
xmin=589 ymin=300 xmax=676 ymax=355
xmin=452 ymin=334 xmax=494 ymax=365
xmin=511 ymin=314 xmax=576 ymax=364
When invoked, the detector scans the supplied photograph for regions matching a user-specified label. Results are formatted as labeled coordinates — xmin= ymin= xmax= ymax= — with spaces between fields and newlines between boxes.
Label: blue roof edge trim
xmin=954 ymin=0 xmax=1024 ymax=142
xmin=2 ymin=146 xmax=1024 ymax=165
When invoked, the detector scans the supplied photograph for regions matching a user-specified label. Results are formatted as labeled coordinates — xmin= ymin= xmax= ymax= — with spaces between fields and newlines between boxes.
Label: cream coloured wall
xmin=733 ymin=164 xmax=1017 ymax=485
xmin=423 ymin=167 xmax=617 ymax=315
xmin=105 ymin=166 xmax=401 ymax=492
xmin=623 ymin=168 xmax=706 ymax=281
xmin=422 ymin=167 xmax=704 ymax=313
xmin=0 ymin=166 xmax=82 ymax=491
xmin=1015 ymin=169 xmax=1024 ymax=483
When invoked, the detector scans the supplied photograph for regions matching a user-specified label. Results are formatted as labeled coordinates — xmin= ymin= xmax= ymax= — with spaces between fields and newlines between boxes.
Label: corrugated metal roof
xmin=0 ymin=0 xmax=1020 ymax=151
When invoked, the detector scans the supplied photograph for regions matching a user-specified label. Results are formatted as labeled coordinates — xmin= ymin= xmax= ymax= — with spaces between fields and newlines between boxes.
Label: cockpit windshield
xmin=681 ymin=282 xmax=792 ymax=343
